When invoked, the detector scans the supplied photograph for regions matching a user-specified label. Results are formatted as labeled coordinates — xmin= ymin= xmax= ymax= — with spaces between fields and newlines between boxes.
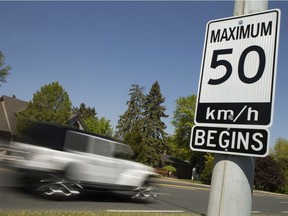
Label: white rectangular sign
xmin=190 ymin=125 xmax=269 ymax=157
xmin=195 ymin=9 xmax=280 ymax=128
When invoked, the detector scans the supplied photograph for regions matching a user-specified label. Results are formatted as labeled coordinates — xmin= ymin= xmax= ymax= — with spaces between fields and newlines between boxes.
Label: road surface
xmin=1 ymin=163 xmax=288 ymax=215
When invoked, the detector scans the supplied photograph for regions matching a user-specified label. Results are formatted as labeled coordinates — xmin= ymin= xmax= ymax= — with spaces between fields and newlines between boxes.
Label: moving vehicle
xmin=8 ymin=122 xmax=158 ymax=200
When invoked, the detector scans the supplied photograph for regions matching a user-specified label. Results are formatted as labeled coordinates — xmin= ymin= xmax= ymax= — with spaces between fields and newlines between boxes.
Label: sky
xmin=0 ymin=1 xmax=287 ymax=147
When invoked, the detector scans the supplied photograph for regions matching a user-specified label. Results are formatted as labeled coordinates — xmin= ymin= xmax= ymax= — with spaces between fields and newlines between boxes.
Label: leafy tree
xmin=254 ymin=155 xmax=284 ymax=192
xmin=115 ymin=84 xmax=145 ymax=139
xmin=271 ymin=138 xmax=288 ymax=193
xmin=84 ymin=116 xmax=113 ymax=137
xmin=74 ymin=103 xmax=97 ymax=120
xmin=17 ymin=82 xmax=72 ymax=133
xmin=0 ymin=51 xmax=11 ymax=87
xmin=141 ymin=81 xmax=168 ymax=166
xmin=169 ymin=94 xmax=206 ymax=173
xmin=170 ymin=95 xmax=196 ymax=160
xmin=271 ymin=138 xmax=288 ymax=169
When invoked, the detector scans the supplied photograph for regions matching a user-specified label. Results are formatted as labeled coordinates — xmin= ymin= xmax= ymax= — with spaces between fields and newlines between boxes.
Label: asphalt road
xmin=1 ymin=164 xmax=288 ymax=216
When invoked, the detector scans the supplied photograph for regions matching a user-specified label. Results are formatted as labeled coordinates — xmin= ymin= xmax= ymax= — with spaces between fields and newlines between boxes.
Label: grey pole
xmin=233 ymin=0 xmax=245 ymax=16
xmin=206 ymin=1 xmax=268 ymax=216
xmin=243 ymin=0 xmax=268 ymax=14
xmin=207 ymin=155 xmax=255 ymax=216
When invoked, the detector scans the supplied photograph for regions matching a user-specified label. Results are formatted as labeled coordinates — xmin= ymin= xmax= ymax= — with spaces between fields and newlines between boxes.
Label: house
xmin=67 ymin=110 xmax=88 ymax=131
xmin=0 ymin=95 xmax=87 ymax=146
xmin=0 ymin=95 xmax=28 ymax=145
xmin=161 ymin=153 xmax=193 ymax=179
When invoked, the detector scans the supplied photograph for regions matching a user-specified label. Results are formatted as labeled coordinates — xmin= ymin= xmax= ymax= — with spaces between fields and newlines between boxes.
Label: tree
xmin=123 ymin=123 xmax=144 ymax=161
xmin=17 ymin=82 xmax=72 ymax=133
xmin=0 ymin=51 xmax=11 ymax=87
xmin=141 ymin=81 xmax=168 ymax=166
xmin=169 ymin=94 xmax=206 ymax=174
xmin=74 ymin=103 xmax=97 ymax=120
xmin=271 ymin=138 xmax=288 ymax=193
xmin=254 ymin=155 xmax=284 ymax=192
xmin=84 ymin=116 xmax=113 ymax=137
xmin=115 ymin=82 xmax=168 ymax=166
xmin=74 ymin=103 xmax=113 ymax=137
xmin=170 ymin=95 xmax=196 ymax=160
xmin=115 ymin=84 xmax=145 ymax=139
xmin=115 ymin=84 xmax=145 ymax=161
xmin=271 ymin=138 xmax=288 ymax=169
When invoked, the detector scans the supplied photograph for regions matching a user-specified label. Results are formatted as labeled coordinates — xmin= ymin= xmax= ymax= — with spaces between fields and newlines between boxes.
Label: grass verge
xmin=0 ymin=210 xmax=282 ymax=216
xmin=0 ymin=210 xmax=196 ymax=216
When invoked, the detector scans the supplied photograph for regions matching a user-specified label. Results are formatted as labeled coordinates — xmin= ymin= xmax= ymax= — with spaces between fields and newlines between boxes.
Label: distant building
xmin=68 ymin=110 xmax=88 ymax=131
xmin=0 ymin=95 xmax=28 ymax=145
xmin=0 ymin=95 xmax=87 ymax=146
xmin=161 ymin=154 xmax=192 ymax=179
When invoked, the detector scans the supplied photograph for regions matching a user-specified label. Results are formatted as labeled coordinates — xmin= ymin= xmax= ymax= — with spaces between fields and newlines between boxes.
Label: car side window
xmin=114 ymin=143 xmax=133 ymax=160
xmin=64 ymin=130 xmax=88 ymax=152
xmin=92 ymin=137 xmax=113 ymax=158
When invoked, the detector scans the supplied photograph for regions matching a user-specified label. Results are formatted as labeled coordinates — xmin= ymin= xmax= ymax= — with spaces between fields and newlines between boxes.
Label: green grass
xmin=0 ymin=210 xmax=283 ymax=216
xmin=0 ymin=211 xmax=195 ymax=216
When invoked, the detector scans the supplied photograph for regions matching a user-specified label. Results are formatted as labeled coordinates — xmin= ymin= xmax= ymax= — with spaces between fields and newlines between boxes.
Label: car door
xmin=64 ymin=130 xmax=116 ymax=185
xmin=85 ymin=136 xmax=117 ymax=185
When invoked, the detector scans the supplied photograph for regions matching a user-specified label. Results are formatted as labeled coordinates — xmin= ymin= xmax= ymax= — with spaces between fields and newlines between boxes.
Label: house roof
xmin=68 ymin=109 xmax=89 ymax=131
xmin=161 ymin=154 xmax=190 ymax=166
xmin=0 ymin=95 xmax=28 ymax=135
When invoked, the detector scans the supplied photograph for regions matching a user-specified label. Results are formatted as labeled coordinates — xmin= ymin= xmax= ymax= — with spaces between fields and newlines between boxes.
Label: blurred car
xmin=8 ymin=122 xmax=158 ymax=200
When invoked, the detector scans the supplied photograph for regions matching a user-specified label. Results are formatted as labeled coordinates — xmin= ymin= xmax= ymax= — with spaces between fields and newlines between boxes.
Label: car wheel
xmin=131 ymin=181 xmax=157 ymax=200
xmin=35 ymin=173 xmax=83 ymax=199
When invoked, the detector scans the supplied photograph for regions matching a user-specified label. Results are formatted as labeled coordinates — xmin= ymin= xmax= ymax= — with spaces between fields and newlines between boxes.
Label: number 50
xmin=208 ymin=45 xmax=266 ymax=85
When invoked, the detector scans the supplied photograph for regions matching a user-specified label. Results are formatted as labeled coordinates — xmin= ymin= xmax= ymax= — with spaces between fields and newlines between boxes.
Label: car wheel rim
xmin=36 ymin=174 xmax=83 ymax=197
xmin=132 ymin=185 xmax=157 ymax=199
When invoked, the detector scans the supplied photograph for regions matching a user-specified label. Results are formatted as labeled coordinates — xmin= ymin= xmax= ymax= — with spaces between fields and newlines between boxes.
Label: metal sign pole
xmin=207 ymin=155 xmax=255 ymax=216
xmin=206 ymin=1 xmax=269 ymax=216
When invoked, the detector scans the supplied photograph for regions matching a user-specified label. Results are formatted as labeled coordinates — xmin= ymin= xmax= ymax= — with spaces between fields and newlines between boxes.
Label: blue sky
xmin=0 ymin=1 xmax=287 ymax=147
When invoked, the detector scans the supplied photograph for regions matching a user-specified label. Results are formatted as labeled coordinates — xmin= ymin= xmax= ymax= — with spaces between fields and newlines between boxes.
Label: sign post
xmin=189 ymin=1 xmax=281 ymax=216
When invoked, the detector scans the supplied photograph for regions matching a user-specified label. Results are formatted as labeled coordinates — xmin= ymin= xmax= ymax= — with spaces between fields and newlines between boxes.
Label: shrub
xmin=200 ymin=153 xmax=214 ymax=185
xmin=254 ymin=156 xmax=285 ymax=192
xmin=162 ymin=165 xmax=177 ymax=172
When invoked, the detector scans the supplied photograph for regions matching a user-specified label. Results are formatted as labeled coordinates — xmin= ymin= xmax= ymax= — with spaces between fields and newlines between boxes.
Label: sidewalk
xmin=157 ymin=176 xmax=210 ymax=189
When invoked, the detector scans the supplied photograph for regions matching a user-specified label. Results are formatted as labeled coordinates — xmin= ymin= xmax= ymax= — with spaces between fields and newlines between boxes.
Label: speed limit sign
xmin=195 ymin=9 xmax=280 ymax=128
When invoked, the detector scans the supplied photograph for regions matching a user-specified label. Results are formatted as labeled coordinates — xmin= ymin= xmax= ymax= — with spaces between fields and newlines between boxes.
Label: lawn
xmin=0 ymin=211 xmax=194 ymax=216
